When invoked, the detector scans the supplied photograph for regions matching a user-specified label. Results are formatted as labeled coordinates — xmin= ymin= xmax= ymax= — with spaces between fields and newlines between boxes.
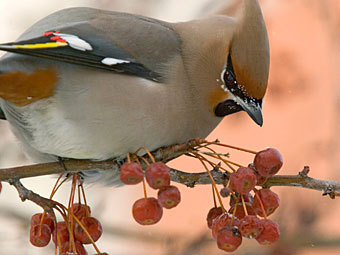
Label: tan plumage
xmin=0 ymin=0 xmax=269 ymax=184
xmin=230 ymin=0 xmax=270 ymax=99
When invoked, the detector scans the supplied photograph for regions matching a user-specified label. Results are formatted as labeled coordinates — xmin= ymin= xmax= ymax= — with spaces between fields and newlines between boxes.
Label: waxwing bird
xmin=0 ymin=0 xmax=269 ymax=184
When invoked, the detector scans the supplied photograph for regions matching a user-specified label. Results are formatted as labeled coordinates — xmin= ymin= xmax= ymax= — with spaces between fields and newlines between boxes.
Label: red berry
xmin=220 ymin=187 xmax=231 ymax=198
xmin=132 ymin=197 xmax=163 ymax=225
xmin=254 ymin=148 xmax=283 ymax=177
xmin=120 ymin=162 xmax=144 ymax=185
xmin=30 ymin=224 xmax=51 ymax=247
xmin=157 ymin=185 xmax=181 ymax=209
xmin=207 ymin=207 xmax=223 ymax=229
xmin=228 ymin=202 xmax=255 ymax=220
xmin=52 ymin=221 xmax=69 ymax=244
xmin=145 ymin=162 xmax=170 ymax=189
xmin=72 ymin=203 xmax=91 ymax=220
xmin=253 ymin=189 xmax=280 ymax=217
xmin=74 ymin=217 xmax=103 ymax=244
xmin=216 ymin=227 xmax=242 ymax=252
xmin=239 ymin=215 xmax=264 ymax=239
xmin=30 ymin=213 xmax=55 ymax=232
xmin=61 ymin=241 xmax=88 ymax=255
xmin=256 ymin=219 xmax=280 ymax=245
xmin=230 ymin=167 xmax=257 ymax=194
xmin=211 ymin=212 xmax=240 ymax=239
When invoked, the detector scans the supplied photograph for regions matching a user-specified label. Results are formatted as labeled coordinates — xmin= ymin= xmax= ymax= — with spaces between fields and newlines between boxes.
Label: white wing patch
xmin=101 ymin=57 xmax=130 ymax=66
xmin=55 ymin=33 xmax=93 ymax=51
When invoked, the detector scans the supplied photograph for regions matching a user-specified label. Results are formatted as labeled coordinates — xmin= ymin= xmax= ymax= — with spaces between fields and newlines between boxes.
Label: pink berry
xmin=145 ymin=162 xmax=170 ymax=189
xmin=157 ymin=185 xmax=181 ymax=209
xmin=132 ymin=197 xmax=163 ymax=225
xmin=256 ymin=219 xmax=280 ymax=245
xmin=211 ymin=212 xmax=240 ymax=239
xmin=74 ymin=217 xmax=103 ymax=244
xmin=230 ymin=167 xmax=257 ymax=194
xmin=30 ymin=224 xmax=51 ymax=247
xmin=120 ymin=162 xmax=144 ymax=185
xmin=239 ymin=215 xmax=264 ymax=239
xmin=206 ymin=207 xmax=223 ymax=229
xmin=216 ymin=227 xmax=242 ymax=252
xmin=253 ymin=189 xmax=280 ymax=217
xmin=220 ymin=187 xmax=231 ymax=198
xmin=254 ymin=148 xmax=283 ymax=177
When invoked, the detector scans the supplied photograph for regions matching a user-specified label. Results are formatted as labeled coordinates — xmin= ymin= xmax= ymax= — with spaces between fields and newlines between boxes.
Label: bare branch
xmin=0 ymin=138 xmax=203 ymax=182
xmin=0 ymin=141 xmax=339 ymax=199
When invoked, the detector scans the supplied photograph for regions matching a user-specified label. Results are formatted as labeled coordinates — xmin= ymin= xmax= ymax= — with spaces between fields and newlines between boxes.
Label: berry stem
xmin=241 ymin=195 xmax=248 ymax=216
xmin=199 ymin=146 xmax=234 ymax=173
xmin=49 ymin=173 xmax=65 ymax=199
xmin=207 ymin=141 xmax=257 ymax=154
xmin=58 ymin=209 xmax=77 ymax=254
xmin=231 ymin=195 xmax=240 ymax=220
xmin=223 ymin=159 xmax=244 ymax=169
xmin=127 ymin=153 xmax=131 ymax=163
xmin=138 ymin=156 xmax=151 ymax=166
xmin=224 ymin=161 xmax=236 ymax=172
xmin=135 ymin=147 xmax=156 ymax=163
xmin=212 ymin=185 xmax=217 ymax=208
xmin=68 ymin=174 xmax=78 ymax=254
xmin=49 ymin=175 xmax=71 ymax=199
xmin=77 ymin=183 xmax=81 ymax=204
xmin=135 ymin=158 xmax=148 ymax=198
xmin=254 ymin=190 xmax=267 ymax=219
xmin=142 ymin=178 xmax=147 ymax=198
xmin=56 ymin=231 xmax=62 ymax=255
xmin=68 ymin=174 xmax=77 ymax=211
xmin=189 ymin=153 xmax=230 ymax=173
xmin=79 ymin=182 xmax=90 ymax=217
xmin=194 ymin=153 xmax=226 ymax=212
xmin=53 ymin=203 xmax=67 ymax=219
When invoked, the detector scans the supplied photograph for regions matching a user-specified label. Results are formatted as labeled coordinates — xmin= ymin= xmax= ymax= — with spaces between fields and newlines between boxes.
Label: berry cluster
xmin=29 ymin=203 xmax=103 ymax=255
xmin=120 ymin=156 xmax=181 ymax=225
xmin=23 ymin=141 xmax=285 ymax=254
xmin=28 ymin=174 xmax=108 ymax=255
xmin=206 ymin=148 xmax=282 ymax=252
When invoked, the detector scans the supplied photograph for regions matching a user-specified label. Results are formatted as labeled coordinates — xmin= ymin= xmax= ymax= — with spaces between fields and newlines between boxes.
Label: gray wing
xmin=0 ymin=8 xmax=181 ymax=82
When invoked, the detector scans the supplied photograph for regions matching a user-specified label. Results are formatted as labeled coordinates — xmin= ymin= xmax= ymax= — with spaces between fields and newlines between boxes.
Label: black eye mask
xmin=215 ymin=54 xmax=262 ymax=119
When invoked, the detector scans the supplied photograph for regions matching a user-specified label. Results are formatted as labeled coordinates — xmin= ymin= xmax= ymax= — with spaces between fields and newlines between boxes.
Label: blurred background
xmin=1 ymin=0 xmax=340 ymax=254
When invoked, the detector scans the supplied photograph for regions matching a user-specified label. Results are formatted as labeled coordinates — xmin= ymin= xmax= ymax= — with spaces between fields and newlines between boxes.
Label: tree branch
xmin=0 ymin=140 xmax=339 ymax=199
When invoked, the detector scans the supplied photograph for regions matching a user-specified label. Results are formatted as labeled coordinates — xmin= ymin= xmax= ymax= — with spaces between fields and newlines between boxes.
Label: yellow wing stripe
xmin=14 ymin=42 xmax=68 ymax=49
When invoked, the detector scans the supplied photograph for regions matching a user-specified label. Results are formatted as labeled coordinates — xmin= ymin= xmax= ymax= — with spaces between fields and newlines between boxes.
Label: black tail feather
xmin=0 ymin=69 xmax=6 ymax=120
xmin=0 ymin=107 xmax=5 ymax=120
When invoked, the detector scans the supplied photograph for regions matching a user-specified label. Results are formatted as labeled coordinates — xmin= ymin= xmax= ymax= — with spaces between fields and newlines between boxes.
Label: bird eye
xmin=217 ymin=53 xmax=263 ymax=118
xmin=226 ymin=72 xmax=233 ymax=81
xmin=222 ymin=54 xmax=248 ymax=100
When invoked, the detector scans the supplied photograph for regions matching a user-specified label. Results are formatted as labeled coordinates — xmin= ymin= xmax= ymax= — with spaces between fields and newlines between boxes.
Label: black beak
xmin=214 ymin=98 xmax=263 ymax=127
xmin=236 ymin=98 xmax=263 ymax=126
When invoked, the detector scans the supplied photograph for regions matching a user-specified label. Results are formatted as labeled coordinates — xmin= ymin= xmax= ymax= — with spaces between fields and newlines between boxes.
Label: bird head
xmin=214 ymin=0 xmax=270 ymax=126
